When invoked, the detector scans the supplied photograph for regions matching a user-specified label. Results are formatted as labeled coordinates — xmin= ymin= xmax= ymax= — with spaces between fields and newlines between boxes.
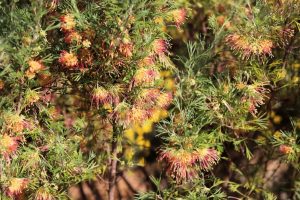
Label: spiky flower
xmin=113 ymin=102 xmax=130 ymax=126
xmin=279 ymin=144 xmax=293 ymax=154
xmin=82 ymin=39 xmax=91 ymax=48
xmin=136 ymin=88 xmax=161 ymax=106
xmin=6 ymin=178 xmax=29 ymax=197
xmin=25 ymin=89 xmax=40 ymax=105
xmin=159 ymin=148 xmax=219 ymax=182
xmin=173 ymin=8 xmax=187 ymax=28
xmin=58 ymin=51 xmax=78 ymax=67
xmin=129 ymin=107 xmax=149 ymax=125
xmin=35 ymin=188 xmax=54 ymax=200
xmin=226 ymin=33 xmax=273 ymax=59
xmin=119 ymin=42 xmax=134 ymax=57
xmin=244 ymin=81 xmax=270 ymax=115
xmin=4 ymin=113 xmax=25 ymax=133
xmin=156 ymin=92 xmax=173 ymax=108
xmin=91 ymin=86 xmax=111 ymax=107
xmin=64 ymin=31 xmax=82 ymax=44
xmin=138 ymin=56 xmax=155 ymax=67
xmin=133 ymin=68 xmax=160 ymax=86
xmin=60 ymin=14 xmax=76 ymax=32
xmin=152 ymin=39 xmax=169 ymax=55
xmin=0 ymin=135 xmax=19 ymax=157
xmin=26 ymin=60 xmax=45 ymax=79
xmin=28 ymin=60 xmax=45 ymax=72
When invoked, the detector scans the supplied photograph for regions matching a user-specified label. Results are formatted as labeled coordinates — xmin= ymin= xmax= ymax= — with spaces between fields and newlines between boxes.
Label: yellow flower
xmin=124 ymin=147 xmax=134 ymax=160
xmin=141 ymin=120 xmax=153 ymax=133
xmin=137 ymin=157 xmax=145 ymax=166
xmin=164 ymin=78 xmax=176 ymax=90
xmin=136 ymin=135 xmax=145 ymax=146
xmin=133 ymin=124 xmax=144 ymax=136
xmin=144 ymin=140 xmax=151 ymax=148
xmin=103 ymin=103 xmax=113 ymax=113
xmin=160 ymin=109 xmax=169 ymax=119
xmin=124 ymin=129 xmax=135 ymax=141
xmin=273 ymin=131 xmax=282 ymax=140
xmin=82 ymin=39 xmax=91 ymax=48
xmin=150 ymin=109 xmax=161 ymax=123
xmin=273 ymin=115 xmax=282 ymax=124
xmin=256 ymin=135 xmax=266 ymax=144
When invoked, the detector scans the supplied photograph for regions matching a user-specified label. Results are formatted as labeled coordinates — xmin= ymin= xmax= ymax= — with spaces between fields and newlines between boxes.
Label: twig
xmin=108 ymin=122 xmax=119 ymax=200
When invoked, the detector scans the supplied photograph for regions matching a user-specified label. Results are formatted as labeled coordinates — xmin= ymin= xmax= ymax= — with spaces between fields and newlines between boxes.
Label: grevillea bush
xmin=1 ymin=0 xmax=300 ymax=200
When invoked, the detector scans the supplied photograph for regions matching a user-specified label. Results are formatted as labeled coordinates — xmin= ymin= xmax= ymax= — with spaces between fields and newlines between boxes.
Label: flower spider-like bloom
xmin=4 ymin=113 xmax=25 ymax=133
xmin=129 ymin=107 xmax=149 ymax=125
xmin=159 ymin=148 xmax=219 ymax=182
xmin=58 ymin=51 xmax=78 ymax=67
xmin=35 ymin=188 xmax=54 ymax=200
xmin=138 ymin=56 xmax=155 ymax=67
xmin=60 ymin=14 xmax=76 ymax=32
xmin=0 ymin=135 xmax=19 ymax=158
xmin=156 ymin=92 xmax=173 ymax=108
xmin=91 ymin=86 xmax=111 ymax=107
xmin=6 ymin=178 xmax=29 ymax=197
xmin=279 ymin=144 xmax=293 ymax=154
xmin=26 ymin=60 xmax=45 ymax=79
xmin=152 ymin=39 xmax=169 ymax=56
xmin=133 ymin=68 xmax=160 ymax=86
xmin=136 ymin=88 xmax=161 ymax=106
xmin=119 ymin=42 xmax=134 ymax=57
xmin=64 ymin=31 xmax=82 ymax=44
xmin=226 ymin=33 xmax=273 ymax=59
xmin=173 ymin=8 xmax=187 ymax=28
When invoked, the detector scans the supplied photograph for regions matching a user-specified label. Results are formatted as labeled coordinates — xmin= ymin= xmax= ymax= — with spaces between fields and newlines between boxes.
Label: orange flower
xmin=28 ymin=60 xmax=44 ymax=72
xmin=0 ymin=135 xmax=19 ymax=157
xmin=226 ymin=33 xmax=273 ymax=59
xmin=119 ymin=42 xmax=134 ymax=57
xmin=133 ymin=68 xmax=160 ymax=86
xmin=4 ymin=113 xmax=25 ymax=133
xmin=58 ymin=51 xmax=78 ymax=67
xmin=64 ymin=31 xmax=82 ymax=44
xmin=279 ymin=145 xmax=293 ymax=154
xmin=6 ymin=178 xmax=29 ymax=197
xmin=60 ymin=14 xmax=76 ymax=32
xmin=156 ymin=92 xmax=173 ymax=108
xmin=152 ymin=39 xmax=169 ymax=55
xmin=136 ymin=88 xmax=161 ymax=106
xmin=173 ymin=8 xmax=187 ymax=27
xmin=129 ymin=107 xmax=149 ymax=125
xmin=35 ymin=188 xmax=54 ymax=200
xmin=26 ymin=60 xmax=45 ymax=79
xmin=138 ymin=56 xmax=155 ymax=67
